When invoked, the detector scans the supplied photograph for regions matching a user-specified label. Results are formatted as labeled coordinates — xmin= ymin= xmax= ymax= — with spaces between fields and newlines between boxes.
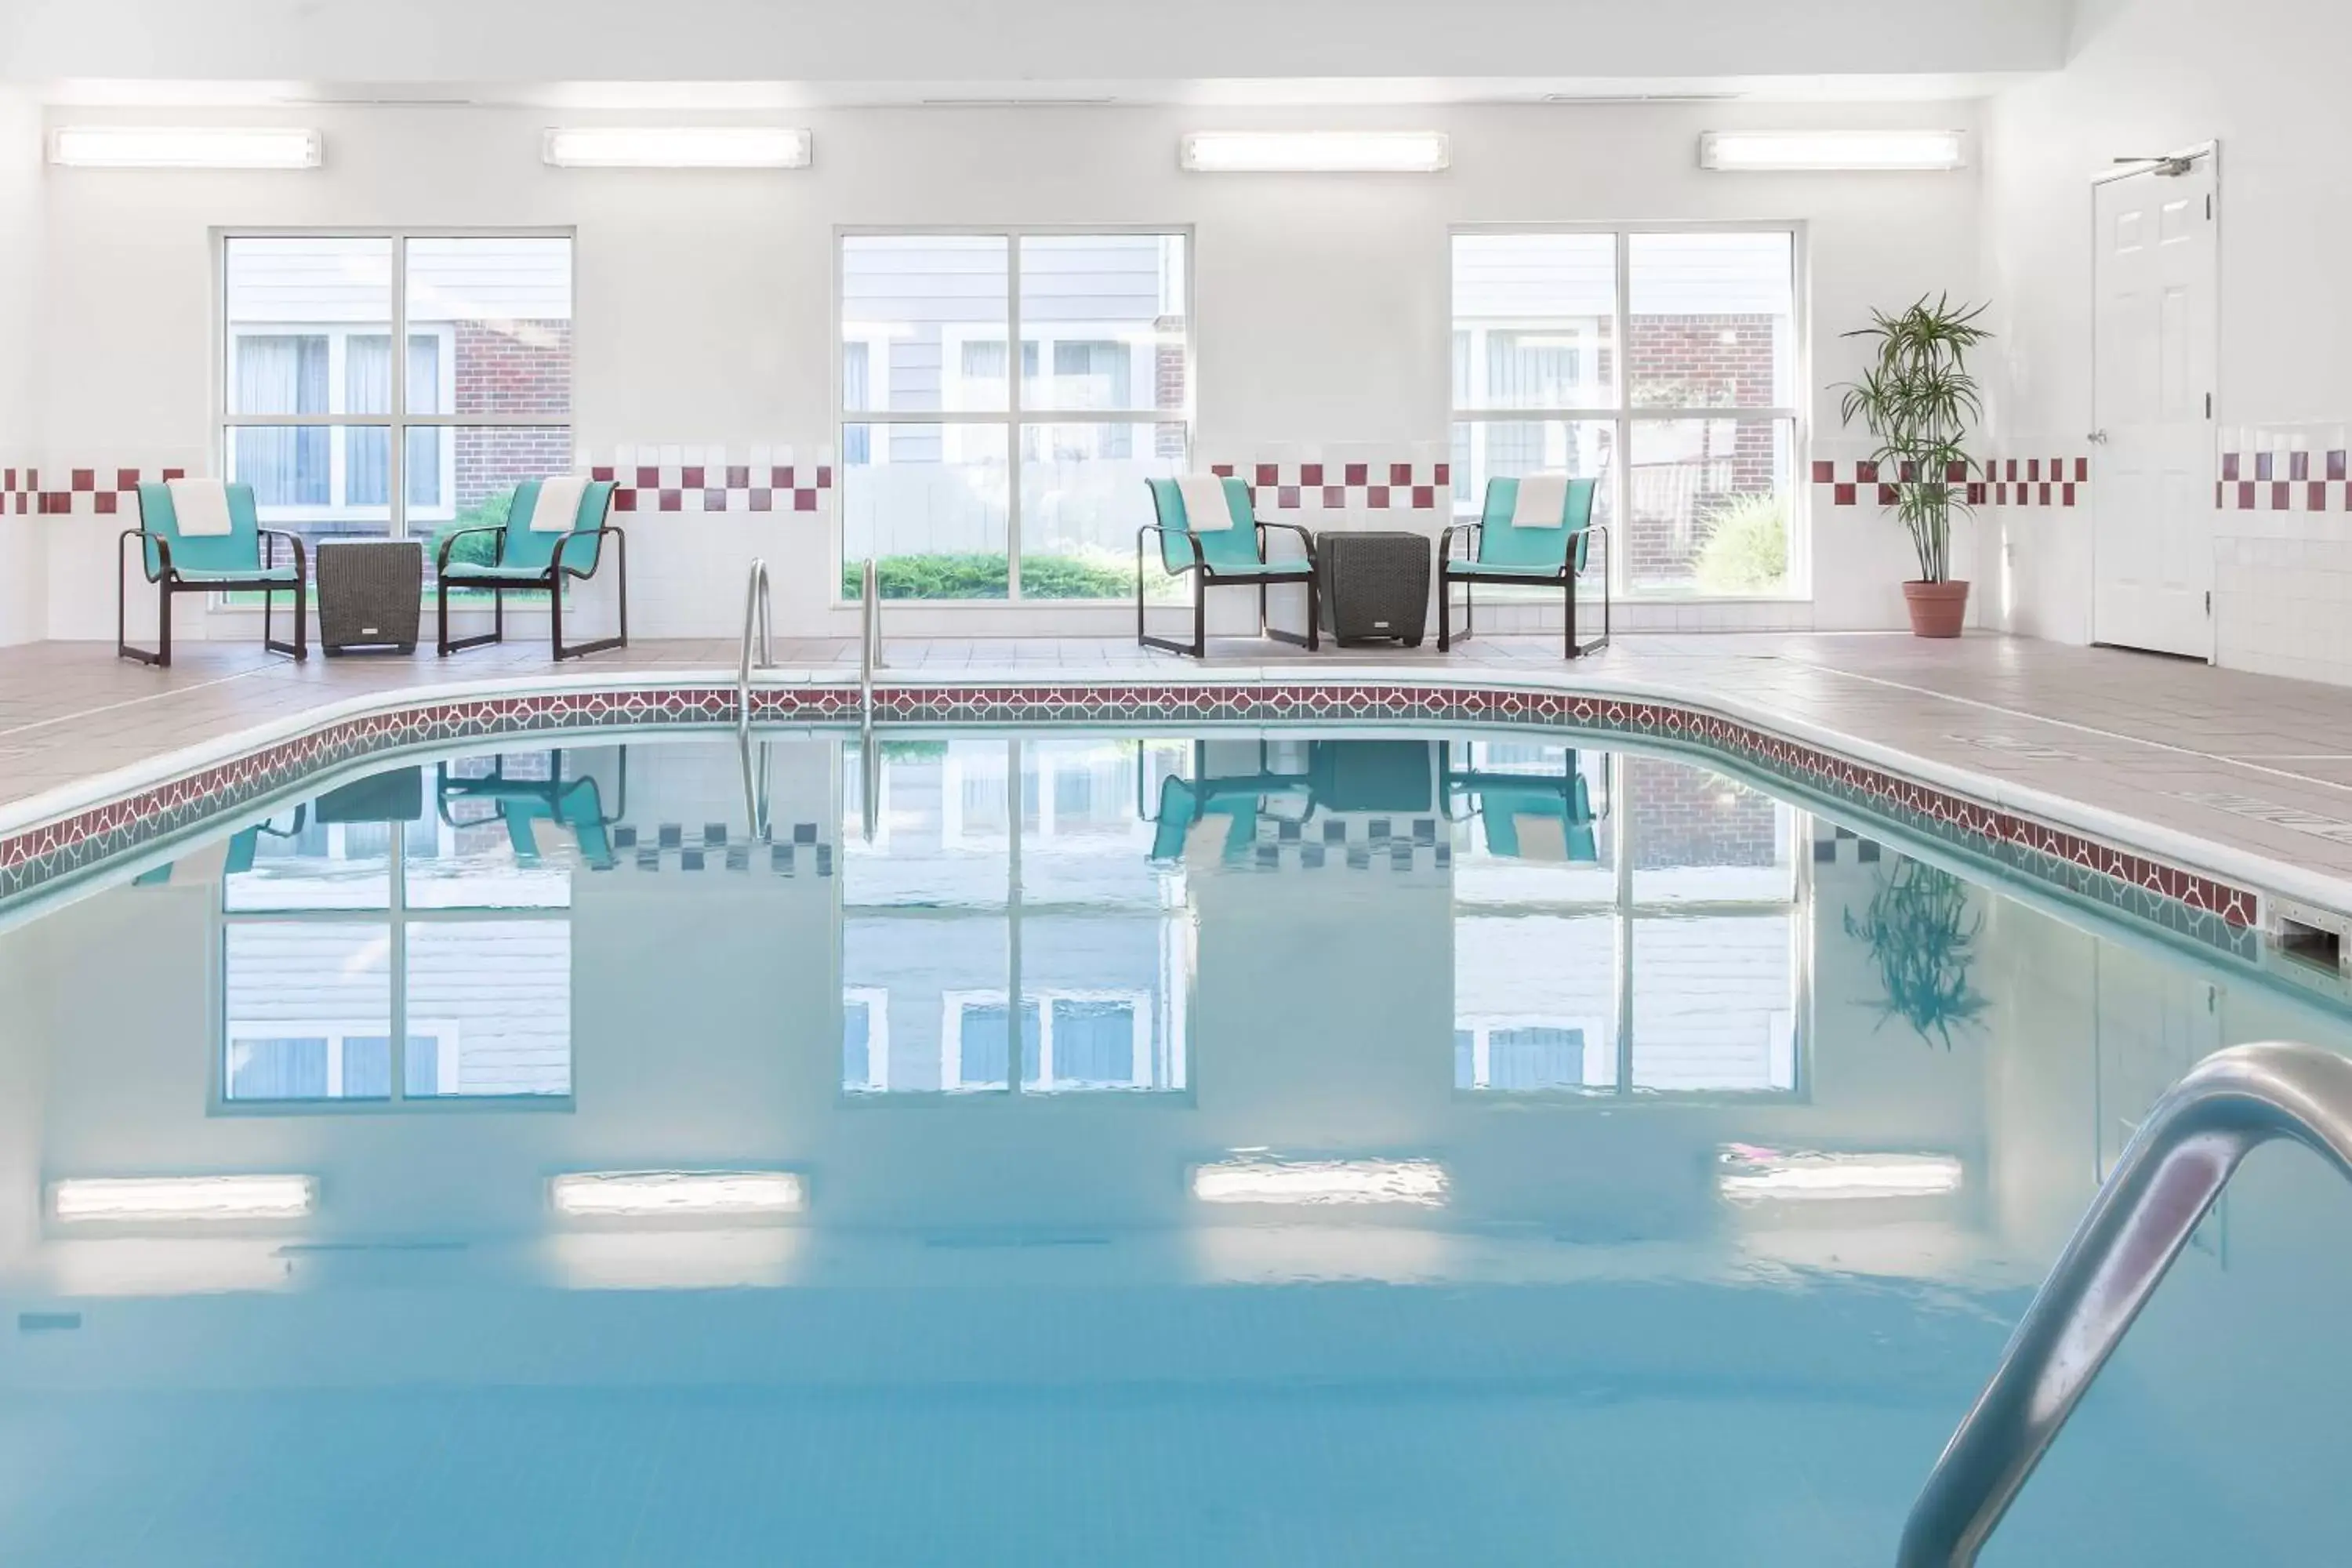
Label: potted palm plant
xmin=1837 ymin=296 xmax=1991 ymax=638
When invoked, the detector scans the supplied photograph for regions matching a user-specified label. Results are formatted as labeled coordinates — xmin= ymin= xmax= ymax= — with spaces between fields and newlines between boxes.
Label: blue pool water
xmin=3 ymin=730 xmax=2351 ymax=1565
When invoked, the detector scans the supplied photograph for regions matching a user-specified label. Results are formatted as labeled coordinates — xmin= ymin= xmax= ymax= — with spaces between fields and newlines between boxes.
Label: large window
xmin=839 ymin=230 xmax=1191 ymax=601
xmin=221 ymin=233 xmax=575 ymax=568
xmin=1450 ymin=228 xmax=1799 ymax=597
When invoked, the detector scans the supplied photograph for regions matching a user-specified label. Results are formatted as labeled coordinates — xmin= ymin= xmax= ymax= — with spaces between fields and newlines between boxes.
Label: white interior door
xmin=2092 ymin=157 xmax=2219 ymax=659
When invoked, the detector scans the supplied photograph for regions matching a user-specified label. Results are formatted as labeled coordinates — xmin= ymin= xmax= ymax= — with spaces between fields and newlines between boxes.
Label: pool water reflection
xmin=3 ymin=731 xmax=2351 ymax=1565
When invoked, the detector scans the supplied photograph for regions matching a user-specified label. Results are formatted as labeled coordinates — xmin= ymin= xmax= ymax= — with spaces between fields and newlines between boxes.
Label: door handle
xmin=2086 ymin=430 xmax=2110 ymax=445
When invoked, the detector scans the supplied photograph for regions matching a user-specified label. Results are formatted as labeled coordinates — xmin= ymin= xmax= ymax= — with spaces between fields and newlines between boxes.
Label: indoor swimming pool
xmin=2 ymin=728 xmax=2349 ymax=1565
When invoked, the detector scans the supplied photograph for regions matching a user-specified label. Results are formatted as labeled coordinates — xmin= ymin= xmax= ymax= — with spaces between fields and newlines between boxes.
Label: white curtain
xmin=234 ymin=336 xmax=328 ymax=506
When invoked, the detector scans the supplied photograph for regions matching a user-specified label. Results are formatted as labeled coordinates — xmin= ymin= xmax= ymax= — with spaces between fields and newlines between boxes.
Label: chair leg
xmin=1306 ymin=574 xmax=1319 ymax=652
xmin=1192 ymin=573 xmax=1206 ymax=659
xmin=437 ymin=576 xmax=451 ymax=655
xmin=1438 ymin=577 xmax=1452 ymax=652
xmin=119 ymin=571 xmax=169 ymax=667
xmin=1564 ymin=579 xmax=1577 ymax=660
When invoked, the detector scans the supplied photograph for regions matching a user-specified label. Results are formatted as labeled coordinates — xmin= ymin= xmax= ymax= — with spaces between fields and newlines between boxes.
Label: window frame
xmin=1447 ymin=220 xmax=1810 ymax=601
xmin=834 ymin=224 xmax=1196 ymax=604
xmin=212 ymin=226 xmax=578 ymax=579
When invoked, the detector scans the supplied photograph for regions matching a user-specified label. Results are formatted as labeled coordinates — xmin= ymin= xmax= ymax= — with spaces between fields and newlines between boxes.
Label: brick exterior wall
xmin=1153 ymin=313 xmax=1188 ymax=459
xmin=452 ymin=319 xmax=573 ymax=510
xmin=1627 ymin=756 xmax=1779 ymax=870
xmin=1623 ymin=314 xmax=1784 ymax=584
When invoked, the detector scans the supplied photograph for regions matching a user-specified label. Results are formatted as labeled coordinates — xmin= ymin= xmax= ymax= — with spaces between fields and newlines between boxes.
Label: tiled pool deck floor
xmin=7 ymin=630 xmax=2352 ymax=900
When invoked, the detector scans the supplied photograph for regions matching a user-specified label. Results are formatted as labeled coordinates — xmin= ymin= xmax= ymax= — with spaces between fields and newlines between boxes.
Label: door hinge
xmin=2205 ymin=590 xmax=2212 ymax=615
xmin=2206 ymin=194 xmax=2214 ymax=220
xmin=2205 ymin=392 xmax=2213 ymax=419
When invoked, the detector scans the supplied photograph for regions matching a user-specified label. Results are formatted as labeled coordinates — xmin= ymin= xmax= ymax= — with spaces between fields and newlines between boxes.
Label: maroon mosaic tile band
xmin=1207 ymin=460 xmax=1450 ymax=514
xmin=0 ymin=679 xmax=2261 ymax=932
xmin=2216 ymin=448 xmax=2352 ymax=512
xmin=1809 ymin=457 xmax=2089 ymax=510
xmin=2 ymin=466 xmax=188 ymax=517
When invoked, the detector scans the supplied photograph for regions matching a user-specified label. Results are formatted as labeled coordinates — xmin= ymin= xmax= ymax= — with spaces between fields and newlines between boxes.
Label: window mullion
xmin=1613 ymin=230 xmax=1632 ymax=602
xmin=1007 ymin=232 xmax=1023 ymax=603
xmin=390 ymin=233 xmax=408 ymax=539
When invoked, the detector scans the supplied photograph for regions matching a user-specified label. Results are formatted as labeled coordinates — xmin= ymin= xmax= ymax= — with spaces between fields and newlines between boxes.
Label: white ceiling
xmin=34 ymin=74 xmax=2038 ymax=110
xmin=3 ymin=0 xmax=2066 ymax=101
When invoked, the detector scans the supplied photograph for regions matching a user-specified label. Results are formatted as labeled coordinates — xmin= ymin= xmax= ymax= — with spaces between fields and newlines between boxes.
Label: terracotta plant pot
xmin=1902 ymin=579 xmax=1970 ymax=638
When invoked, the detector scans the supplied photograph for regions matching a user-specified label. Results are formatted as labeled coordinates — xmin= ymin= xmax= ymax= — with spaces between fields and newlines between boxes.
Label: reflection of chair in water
xmin=436 ymin=751 xmax=627 ymax=870
xmin=1140 ymin=741 xmax=1313 ymax=863
xmin=1443 ymin=744 xmax=1606 ymax=862
xmin=1142 ymin=740 xmax=1441 ymax=862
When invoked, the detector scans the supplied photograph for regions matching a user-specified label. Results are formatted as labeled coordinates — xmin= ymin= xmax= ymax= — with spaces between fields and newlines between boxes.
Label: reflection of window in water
xmin=1451 ymin=743 xmax=1804 ymax=1097
xmin=216 ymin=753 xmax=593 ymax=1108
xmin=842 ymin=739 xmax=1190 ymax=1097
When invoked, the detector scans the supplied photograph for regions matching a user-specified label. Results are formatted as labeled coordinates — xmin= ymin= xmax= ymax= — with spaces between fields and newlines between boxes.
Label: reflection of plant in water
xmin=1843 ymin=858 xmax=1988 ymax=1049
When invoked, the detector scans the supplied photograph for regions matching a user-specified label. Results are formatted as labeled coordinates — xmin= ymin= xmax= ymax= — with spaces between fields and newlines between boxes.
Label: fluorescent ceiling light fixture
xmin=49 ymin=126 xmax=321 ymax=169
xmin=1699 ymin=129 xmax=1965 ymax=172
xmin=51 ymin=1175 xmax=317 ymax=1222
xmin=1179 ymin=131 xmax=1450 ymax=173
xmin=1192 ymin=1155 xmax=1449 ymax=1207
xmin=551 ymin=1171 xmax=807 ymax=1218
xmin=543 ymin=126 xmax=811 ymax=169
xmin=1717 ymin=1146 xmax=1963 ymax=1203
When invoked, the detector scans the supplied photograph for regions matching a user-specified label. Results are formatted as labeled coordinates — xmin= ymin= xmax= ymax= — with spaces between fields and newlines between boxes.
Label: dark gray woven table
xmin=316 ymin=539 xmax=423 ymax=655
xmin=1316 ymin=530 xmax=1431 ymax=646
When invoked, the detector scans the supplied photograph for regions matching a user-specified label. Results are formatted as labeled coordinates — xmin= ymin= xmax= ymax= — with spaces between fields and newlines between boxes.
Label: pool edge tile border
xmin=0 ymin=665 xmax=2284 ymax=933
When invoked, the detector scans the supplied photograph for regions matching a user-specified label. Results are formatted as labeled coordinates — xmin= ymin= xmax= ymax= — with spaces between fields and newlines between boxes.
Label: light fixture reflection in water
xmin=1717 ymin=1145 xmax=1963 ymax=1203
xmin=1191 ymin=1154 xmax=1450 ymax=1207
xmin=550 ymin=1170 xmax=807 ymax=1219
xmin=50 ymin=1175 xmax=317 ymax=1223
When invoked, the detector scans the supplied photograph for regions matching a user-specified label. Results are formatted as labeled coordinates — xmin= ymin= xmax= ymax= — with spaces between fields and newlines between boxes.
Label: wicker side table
xmin=316 ymin=539 xmax=423 ymax=655
xmin=1316 ymin=530 xmax=1431 ymax=646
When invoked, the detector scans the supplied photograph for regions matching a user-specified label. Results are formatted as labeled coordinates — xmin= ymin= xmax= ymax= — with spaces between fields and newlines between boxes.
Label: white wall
xmin=28 ymin=100 xmax=1985 ymax=641
xmin=0 ymin=87 xmax=42 ymax=646
xmin=1980 ymin=0 xmax=2352 ymax=681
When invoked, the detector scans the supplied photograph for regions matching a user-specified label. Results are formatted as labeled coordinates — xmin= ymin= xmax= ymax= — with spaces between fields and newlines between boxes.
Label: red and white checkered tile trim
xmin=1809 ymin=456 xmax=2089 ymax=510
xmin=2 ymin=466 xmax=188 ymax=517
xmin=593 ymin=444 xmax=833 ymax=514
xmin=2217 ymin=448 xmax=2352 ymax=511
xmin=1207 ymin=460 xmax=1452 ymax=514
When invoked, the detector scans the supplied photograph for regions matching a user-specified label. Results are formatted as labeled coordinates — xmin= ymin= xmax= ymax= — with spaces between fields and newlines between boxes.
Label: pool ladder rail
xmin=1898 ymin=1040 xmax=2352 ymax=1566
xmin=737 ymin=557 xmax=884 ymax=842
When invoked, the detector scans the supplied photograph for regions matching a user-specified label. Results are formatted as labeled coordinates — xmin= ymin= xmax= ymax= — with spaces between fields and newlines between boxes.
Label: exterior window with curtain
xmin=222 ymin=233 xmax=574 ymax=568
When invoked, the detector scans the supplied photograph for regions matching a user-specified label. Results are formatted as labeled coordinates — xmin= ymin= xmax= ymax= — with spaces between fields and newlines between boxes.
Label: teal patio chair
xmin=1443 ymin=744 xmax=1608 ymax=863
xmin=1139 ymin=741 xmax=1312 ymax=864
xmin=119 ymin=481 xmax=307 ymax=667
xmin=437 ymin=750 xmax=627 ymax=871
xmin=1139 ymin=476 xmax=1319 ymax=657
xmin=436 ymin=477 xmax=625 ymax=661
xmin=1438 ymin=475 xmax=1609 ymax=659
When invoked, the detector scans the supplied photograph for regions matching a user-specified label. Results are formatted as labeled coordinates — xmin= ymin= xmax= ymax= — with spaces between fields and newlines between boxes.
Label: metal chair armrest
xmin=436 ymin=524 xmax=508 ymax=574
xmin=256 ymin=528 xmax=307 ymax=578
xmin=1138 ymin=523 xmax=1206 ymax=574
xmin=1439 ymin=521 xmax=1483 ymax=562
xmin=1254 ymin=519 xmax=1318 ymax=566
xmin=121 ymin=528 xmax=172 ymax=584
xmin=555 ymin=524 xmax=622 ymax=579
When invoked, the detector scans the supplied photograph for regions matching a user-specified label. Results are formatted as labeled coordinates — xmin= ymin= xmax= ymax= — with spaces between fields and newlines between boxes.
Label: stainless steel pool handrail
xmin=1898 ymin=1040 xmax=2352 ymax=1567
xmin=739 ymin=557 xmax=774 ymax=734
xmin=859 ymin=557 xmax=882 ymax=737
